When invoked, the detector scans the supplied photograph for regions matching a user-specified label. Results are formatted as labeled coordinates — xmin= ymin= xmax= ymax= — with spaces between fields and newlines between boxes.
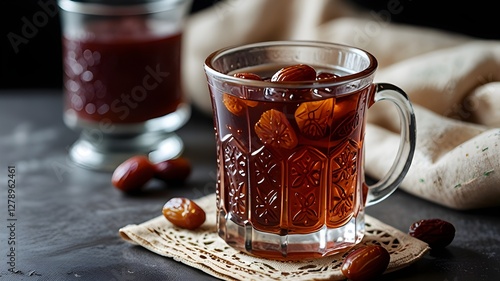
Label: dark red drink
xmin=62 ymin=19 xmax=183 ymax=125
xmin=211 ymin=64 xmax=370 ymax=236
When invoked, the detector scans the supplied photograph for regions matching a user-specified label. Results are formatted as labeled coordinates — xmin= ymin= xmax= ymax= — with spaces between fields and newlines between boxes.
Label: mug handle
xmin=365 ymin=83 xmax=417 ymax=206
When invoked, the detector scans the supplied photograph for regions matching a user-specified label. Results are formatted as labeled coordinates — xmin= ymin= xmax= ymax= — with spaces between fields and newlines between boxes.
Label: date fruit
xmin=341 ymin=245 xmax=390 ymax=281
xmin=154 ymin=157 xmax=191 ymax=183
xmin=222 ymin=93 xmax=247 ymax=116
xmin=232 ymin=72 xmax=261 ymax=107
xmin=294 ymin=98 xmax=334 ymax=139
xmin=316 ymin=71 xmax=339 ymax=80
xmin=271 ymin=64 xmax=317 ymax=82
xmin=254 ymin=109 xmax=298 ymax=150
xmin=409 ymin=218 xmax=455 ymax=249
xmin=112 ymin=155 xmax=155 ymax=192
xmin=162 ymin=197 xmax=206 ymax=230
xmin=234 ymin=72 xmax=262 ymax=80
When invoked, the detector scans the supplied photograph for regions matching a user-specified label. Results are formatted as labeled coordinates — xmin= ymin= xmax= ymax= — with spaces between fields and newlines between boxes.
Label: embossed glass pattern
xmin=205 ymin=41 xmax=416 ymax=259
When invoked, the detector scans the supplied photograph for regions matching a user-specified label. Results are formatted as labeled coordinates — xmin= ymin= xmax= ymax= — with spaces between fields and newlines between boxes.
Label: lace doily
xmin=119 ymin=194 xmax=429 ymax=281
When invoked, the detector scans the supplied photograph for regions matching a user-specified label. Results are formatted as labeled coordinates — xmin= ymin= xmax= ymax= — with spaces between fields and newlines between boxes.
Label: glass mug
xmin=58 ymin=0 xmax=192 ymax=170
xmin=204 ymin=41 xmax=416 ymax=259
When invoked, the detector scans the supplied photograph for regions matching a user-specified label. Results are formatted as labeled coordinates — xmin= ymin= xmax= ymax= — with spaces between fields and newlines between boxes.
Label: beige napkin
xmin=120 ymin=193 xmax=429 ymax=281
xmin=182 ymin=0 xmax=500 ymax=210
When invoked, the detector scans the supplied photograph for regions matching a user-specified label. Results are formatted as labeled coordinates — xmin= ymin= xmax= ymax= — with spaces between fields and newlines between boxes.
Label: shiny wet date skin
xmin=162 ymin=197 xmax=206 ymax=230
xmin=111 ymin=155 xmax=155 ymax=192
xmin=341 ymin=245 xmax=390 ymax=281
xmin=409 ymin=218 xmax=455 ymax=249
xmin=112 ymin=156 xmax=192 ymax=192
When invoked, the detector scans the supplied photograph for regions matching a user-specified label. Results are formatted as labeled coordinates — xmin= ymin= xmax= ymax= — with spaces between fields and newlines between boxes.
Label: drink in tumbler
xmin=59 ymin=0 xmax=192 ymax=170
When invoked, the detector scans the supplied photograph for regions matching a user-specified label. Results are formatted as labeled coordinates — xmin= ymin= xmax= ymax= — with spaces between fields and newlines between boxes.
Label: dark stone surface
xmin=1 ymin=90 xmax=499 ymax=280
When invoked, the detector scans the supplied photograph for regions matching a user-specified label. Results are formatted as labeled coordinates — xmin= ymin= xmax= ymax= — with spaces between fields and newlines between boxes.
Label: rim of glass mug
xmin=58 ymin=0 xmax=187 ymax=15
xmin=205 ymin=40 xmax=417 ymax=258
xmin=205 ymin=40 xmax=417 ymax=208
xmin=204 ymin=40 xmax=379 ymax=93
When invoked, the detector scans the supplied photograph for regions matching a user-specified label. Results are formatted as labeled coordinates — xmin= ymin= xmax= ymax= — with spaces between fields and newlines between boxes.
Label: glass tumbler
xmin=58 ymin=0 xmax=192 ymax=170
xmin=204 ymin=41 xmax=417 ymax=259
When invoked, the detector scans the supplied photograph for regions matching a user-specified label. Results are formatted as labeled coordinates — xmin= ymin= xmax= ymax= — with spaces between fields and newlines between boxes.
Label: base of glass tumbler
xmin=66 ymin=103 xmax=191 ymax=171
xmin=69 ymin=130 xmax=184 ymax=171
xmin=218 ymin=210 xmax=365 ymax=260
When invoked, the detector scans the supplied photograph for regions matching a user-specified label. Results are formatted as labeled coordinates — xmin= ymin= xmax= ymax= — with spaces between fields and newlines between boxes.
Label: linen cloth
xmin=182 ymin=0 xmax=500 ymax=210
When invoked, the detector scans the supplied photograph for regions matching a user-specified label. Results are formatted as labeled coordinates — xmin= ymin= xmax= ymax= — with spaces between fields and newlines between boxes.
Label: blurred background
xmin=1 ymin=0 xmax=497 ymax=90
